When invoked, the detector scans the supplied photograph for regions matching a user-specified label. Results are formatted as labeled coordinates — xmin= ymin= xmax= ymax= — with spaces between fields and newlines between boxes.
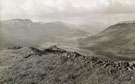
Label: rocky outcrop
xmin=0 ymin=46 xmax=135 ymax=84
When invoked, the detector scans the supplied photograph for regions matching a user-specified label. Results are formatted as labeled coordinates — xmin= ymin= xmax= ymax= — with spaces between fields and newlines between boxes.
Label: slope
xmin=79 ymin=21 xmax=135 ymax=58
xmin=0 ymin=46 xmax=135 ymax=84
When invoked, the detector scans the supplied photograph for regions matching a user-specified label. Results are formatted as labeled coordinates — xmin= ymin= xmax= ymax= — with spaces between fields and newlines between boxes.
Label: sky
xmin=1 ymin=0 xmax=135 ymax=25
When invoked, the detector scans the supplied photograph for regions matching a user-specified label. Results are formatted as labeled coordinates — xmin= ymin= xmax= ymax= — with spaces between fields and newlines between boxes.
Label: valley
xmin=1 ymin=19 xmax=135 ymax=84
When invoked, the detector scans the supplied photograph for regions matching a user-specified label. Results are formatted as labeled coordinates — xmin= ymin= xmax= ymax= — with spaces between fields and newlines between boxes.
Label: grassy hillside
xmin=79 ymin=21 xmax=135 ymax=58
xmin=1 ymin=46 xmax=135 ymax=84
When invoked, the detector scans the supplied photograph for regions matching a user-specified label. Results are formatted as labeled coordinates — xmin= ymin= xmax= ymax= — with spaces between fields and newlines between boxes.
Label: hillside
xmin=1 ymin=19 xmax=88 ymax=48
xmin=79 ymin=21 xmax=135 ymax=58
xmin=1 ymin=46 xmax=135 ymax=84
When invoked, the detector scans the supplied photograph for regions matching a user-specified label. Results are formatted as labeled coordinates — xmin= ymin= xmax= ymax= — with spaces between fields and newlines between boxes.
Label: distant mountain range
xmin=1 ymin=19 xmax=96 ymax=48
xmin=79 ymin=20 xmax=135 ymax=58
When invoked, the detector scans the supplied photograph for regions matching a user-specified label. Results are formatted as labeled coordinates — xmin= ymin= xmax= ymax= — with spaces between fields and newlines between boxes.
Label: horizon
xmin=1 ymin=0 xmax=135 ymax=26
xmin=2 ymin=16 xmax=135 ymax=27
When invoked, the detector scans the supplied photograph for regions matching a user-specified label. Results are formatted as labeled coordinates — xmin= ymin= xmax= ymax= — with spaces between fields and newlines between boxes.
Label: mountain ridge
xmin=1 ymin=19 xmax=89 ymax=48
xmin=79 ymin=20 xmax=135 ymax=58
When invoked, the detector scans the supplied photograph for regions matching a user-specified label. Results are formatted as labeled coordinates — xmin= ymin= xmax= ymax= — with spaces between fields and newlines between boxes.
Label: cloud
xmin=107 ymin=0 xmax=135 ymax=13
xmin=1 ymin=0 xmax=135 ymax=21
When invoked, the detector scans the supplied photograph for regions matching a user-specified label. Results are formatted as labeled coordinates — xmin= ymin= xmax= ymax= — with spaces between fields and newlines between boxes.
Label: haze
xmin=1 ymin=0 xmax=135 ymax=26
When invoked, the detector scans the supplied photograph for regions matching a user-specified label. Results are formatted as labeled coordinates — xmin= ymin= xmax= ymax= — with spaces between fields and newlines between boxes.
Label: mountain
xmin=1 ymin=19 xmax=88 ymax=48
xmin=79 ymin=21 xmax=135 ymax=59
xmin=1 ymin=46 xmax=135 ymax=84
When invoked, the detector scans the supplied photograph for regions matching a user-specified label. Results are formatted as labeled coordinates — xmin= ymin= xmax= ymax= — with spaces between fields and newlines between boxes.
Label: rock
xmin=1 ymin=46 xmax=135 ymax=84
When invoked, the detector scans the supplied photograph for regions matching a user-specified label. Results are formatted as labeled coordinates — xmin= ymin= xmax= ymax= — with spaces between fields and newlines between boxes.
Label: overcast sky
xmin=1 ymin=0 xmax=135 ymax=25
